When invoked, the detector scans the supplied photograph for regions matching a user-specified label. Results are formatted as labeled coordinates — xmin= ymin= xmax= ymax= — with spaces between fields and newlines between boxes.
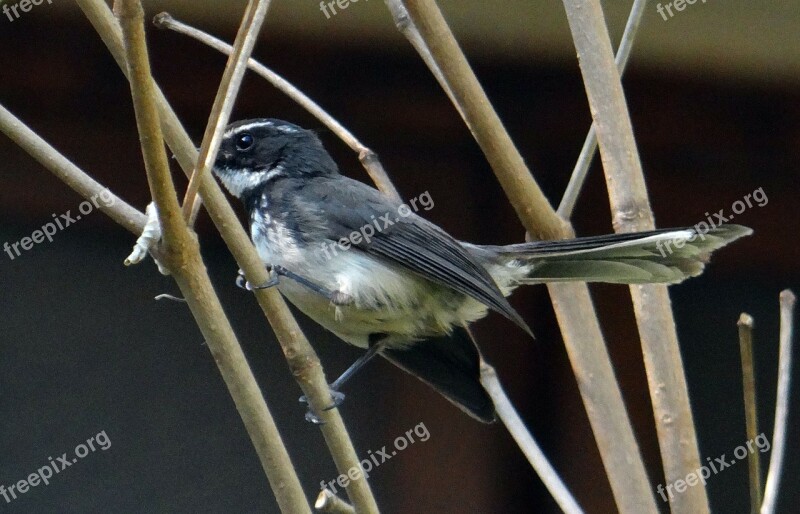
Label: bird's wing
xmin=297 ymin=177 xmax=531 ymax=335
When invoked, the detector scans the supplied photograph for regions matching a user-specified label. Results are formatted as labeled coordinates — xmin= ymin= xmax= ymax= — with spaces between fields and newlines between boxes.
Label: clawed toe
xmin=235 ymin=273 xmax=247 ymax=290
xmin=235 ymin=270 xmax=279 ymax=291
xmin=325 ymin=390 xmax=346 ymax=410
xmin=299 ymin=387 xmax=346 ymax=423
xmin=304 ymin=410 xmax=325 ymax=424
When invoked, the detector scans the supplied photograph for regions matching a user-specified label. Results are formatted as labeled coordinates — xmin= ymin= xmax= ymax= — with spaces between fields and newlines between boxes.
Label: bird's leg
xmin=300 ymin=334 xmax=387 ymax=424
xmin=237 ymin=265 xmax=353 ymax=306
xmin=235 ymin=267 xmax=279 ymax=291
xmin=330 ymin=338 xmax=386 ymax=391
xmin=274 ymin=265 xmax=354 ymax=305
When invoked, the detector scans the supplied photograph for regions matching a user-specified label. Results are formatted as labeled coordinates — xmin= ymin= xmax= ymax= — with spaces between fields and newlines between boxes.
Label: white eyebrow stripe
xmin=224 ymin=120 xmax=272 ymax=137
xmin=223 ymin=120 xmax=300 ymax=137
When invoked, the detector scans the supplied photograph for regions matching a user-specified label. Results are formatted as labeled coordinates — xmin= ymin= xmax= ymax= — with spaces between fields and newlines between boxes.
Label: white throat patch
xmin=215 ymin=165 xmax=285 ymax=198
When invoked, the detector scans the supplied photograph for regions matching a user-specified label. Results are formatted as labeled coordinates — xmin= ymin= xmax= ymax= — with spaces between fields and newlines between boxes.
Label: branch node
xmin=315 ymin=489 xmax=355 ymax=514
xmin=152 ymin=11 xmax=173 ymax=28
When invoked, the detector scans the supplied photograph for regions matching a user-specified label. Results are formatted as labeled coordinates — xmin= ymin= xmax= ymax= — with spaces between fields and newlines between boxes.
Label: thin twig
xmin=480 ymin=362 xmax=583 ymax=514
xmin=761 ymin=290 xmax=795 ymax=514
xmin=112 ymin=1 xmax=312 ymax=512
xmin=396 ymin=1 xmax=657 ymax=512
xmin=78 ymin=2 xmax=380 ymax=511
xmin=547 ymin=282 xmax=658 ymax=513
xmin=561 ymin=1 xmax=708 ymax=512
xmin=153 ymin=12 xmax=401 ymax=203
xmin=739 ymin=313 xmax=763 ymax=514
xmin=557 ymin=0 xmax=648 ymax=218
xmin=180 ymin=0 xmax=271 ymax=222
xmin=315 ymin=490 xmax=356 ymax=514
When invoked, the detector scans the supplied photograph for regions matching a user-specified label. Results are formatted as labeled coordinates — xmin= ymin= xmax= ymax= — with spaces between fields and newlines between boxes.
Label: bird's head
xmin=213 ymin=118 xmax=338 ymax=199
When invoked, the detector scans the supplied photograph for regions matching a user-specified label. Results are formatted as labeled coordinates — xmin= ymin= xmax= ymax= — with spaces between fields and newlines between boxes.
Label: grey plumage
xmin=472 ymin=224 xmax=753 ymax=287
xmin=213 ymin=118 xmax=752 ymax=422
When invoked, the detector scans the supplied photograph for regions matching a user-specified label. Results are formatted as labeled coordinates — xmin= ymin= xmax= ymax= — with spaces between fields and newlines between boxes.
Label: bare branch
xmin=480 ymin=362 xmax=583 ymax=514
xmin=557 ymin=0 xmax=647 ymax=218
xmin=761 ymin=290 xmax=796 ymax=514
xmin=739 ymin=313 xmax=763 ymax=513
xmin=180 ymin=0 xmax=271 ymax=221
xmin=114 ymin=0 xmax=184 ymax=240
xmin=315 ymin=490 xmax=356 ymax=514
xmin=561 ymin=1 xmax=708 ymax=511
xmin=547 ymin=282 xmax=657 ymax=513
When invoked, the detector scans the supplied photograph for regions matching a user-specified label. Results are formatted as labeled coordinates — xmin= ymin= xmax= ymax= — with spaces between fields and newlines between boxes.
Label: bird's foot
xmin=235 ymin=267 xmax=279 ymax=291
xmin=299 ymin=388 xmax=346 ymax=424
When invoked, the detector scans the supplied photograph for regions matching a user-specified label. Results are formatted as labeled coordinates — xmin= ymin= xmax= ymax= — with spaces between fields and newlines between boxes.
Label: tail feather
xmin=520 ymin=259 xmax=691 ymax=283
xmin=381 ymin=326 xmax=496 ymax=423
xmin=477 ymin=224 xmax=751 ymax=286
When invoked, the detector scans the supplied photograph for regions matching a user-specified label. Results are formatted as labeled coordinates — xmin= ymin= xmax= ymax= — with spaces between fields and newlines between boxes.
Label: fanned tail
xmin=478 ymin=224 xmax=752 ymax=285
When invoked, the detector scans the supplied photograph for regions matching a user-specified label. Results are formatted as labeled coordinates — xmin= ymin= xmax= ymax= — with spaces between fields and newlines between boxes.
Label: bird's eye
xmin=236 ymin=133 xmax=254 ymax=151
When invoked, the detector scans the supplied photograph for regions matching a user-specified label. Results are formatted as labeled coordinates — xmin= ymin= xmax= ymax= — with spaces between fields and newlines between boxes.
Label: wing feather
xmin=300 ymin=177 xmax=532 ymax=335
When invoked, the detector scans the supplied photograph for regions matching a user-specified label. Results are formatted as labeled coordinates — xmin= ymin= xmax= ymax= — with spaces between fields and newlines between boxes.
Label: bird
xmin=212 ymin=118 xmax=752 ymax=423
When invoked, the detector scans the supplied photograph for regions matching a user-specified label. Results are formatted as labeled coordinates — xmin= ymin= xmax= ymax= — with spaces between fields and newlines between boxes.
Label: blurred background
xmin=1 ymin=1 xmax=798 ymax=512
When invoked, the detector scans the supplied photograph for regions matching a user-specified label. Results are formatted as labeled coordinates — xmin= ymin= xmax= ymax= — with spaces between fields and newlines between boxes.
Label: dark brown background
xmin=1 ymin=2 xmax=798 ymax=513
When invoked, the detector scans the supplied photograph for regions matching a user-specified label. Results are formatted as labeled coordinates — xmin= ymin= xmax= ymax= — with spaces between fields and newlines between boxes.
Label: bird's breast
xmin=248 ymin=210 xmax=493 ymax=349
xmin=250 ymin=210 xmax=303 ymax=267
